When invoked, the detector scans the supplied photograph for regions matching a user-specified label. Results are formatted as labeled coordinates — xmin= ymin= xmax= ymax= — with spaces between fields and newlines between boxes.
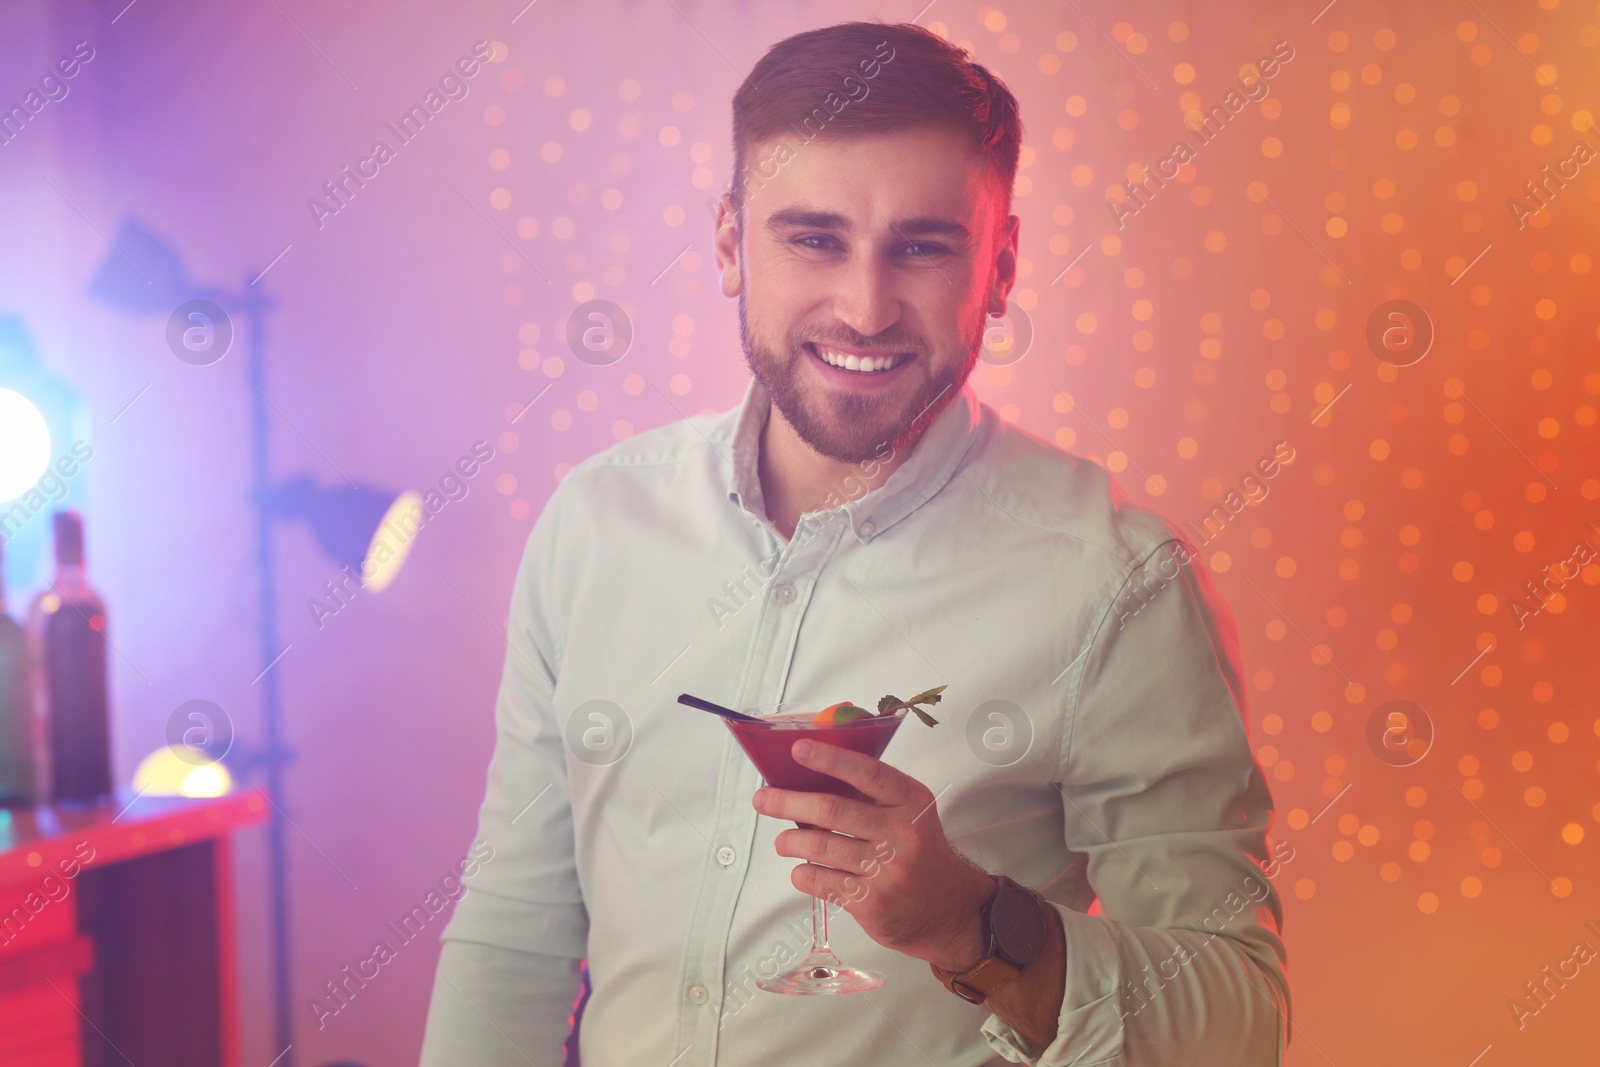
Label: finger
xmin=753 ymin=785 xmax=884 ymax=837
xmin=790 ymin=738 xmax=922 ymax=806
xmin=774 ymin=827 xmax=881 ymax=875
xmin=790 ymin=862 xmax=880 ymax=912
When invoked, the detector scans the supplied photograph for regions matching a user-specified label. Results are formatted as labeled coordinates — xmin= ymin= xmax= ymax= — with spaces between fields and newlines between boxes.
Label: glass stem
xmin=812 ymin=891 xmax=830 ymax=955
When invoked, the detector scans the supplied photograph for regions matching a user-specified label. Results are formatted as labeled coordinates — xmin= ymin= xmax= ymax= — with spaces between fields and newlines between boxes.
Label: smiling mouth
xmin=805 ymin=343 xmax=913 ymax=374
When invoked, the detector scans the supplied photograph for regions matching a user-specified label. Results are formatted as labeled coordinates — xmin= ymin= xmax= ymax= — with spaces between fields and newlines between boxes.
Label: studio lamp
xmin=89 ymin=218 xmax=409 ymax=1067
xmin=0 ymin=387 xmax=50 ymax=501
xmin=261 ymin=476 xmax=420 ymax=593
xmin=0 ymin=317 xmax=92 ymax=593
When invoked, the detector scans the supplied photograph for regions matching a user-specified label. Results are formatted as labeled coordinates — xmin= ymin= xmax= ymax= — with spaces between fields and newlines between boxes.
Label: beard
xmin=737 ymin=290 xmax=985 ymax=464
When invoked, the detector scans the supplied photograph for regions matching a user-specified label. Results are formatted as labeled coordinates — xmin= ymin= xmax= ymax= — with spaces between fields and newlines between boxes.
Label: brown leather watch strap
xmin=930 ymin=875 xmax=1041 ymax=1004
xmin=931 ymin=953 xmax=1022 ymax=1004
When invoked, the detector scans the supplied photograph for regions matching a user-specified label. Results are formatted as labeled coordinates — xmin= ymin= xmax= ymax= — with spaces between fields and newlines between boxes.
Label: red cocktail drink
xmin=725 ymin=711 xmax=903 ymax=814
xmin=730 ymin=701 xmax=907 ymax=995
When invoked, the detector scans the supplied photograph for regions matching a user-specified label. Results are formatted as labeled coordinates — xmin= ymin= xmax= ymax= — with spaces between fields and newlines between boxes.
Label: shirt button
xmin=716 ymin=845 xmax=736 ymax=865
xmin=775 ymin=581 xmax=796 ymax=603
xmin=859 ymin=519 xmax=876 ymax=537
xmin=688 ymin=984 xmax=710 ymax=1005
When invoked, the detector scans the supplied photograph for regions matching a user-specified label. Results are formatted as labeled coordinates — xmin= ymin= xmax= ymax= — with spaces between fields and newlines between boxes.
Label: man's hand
xmin=751 ymin=737 xmax=995 ymax=973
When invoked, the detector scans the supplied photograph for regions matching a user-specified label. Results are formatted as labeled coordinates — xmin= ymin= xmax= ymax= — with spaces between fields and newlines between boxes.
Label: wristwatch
xmin=930 ymin=874 xmax=1050 ymax=1004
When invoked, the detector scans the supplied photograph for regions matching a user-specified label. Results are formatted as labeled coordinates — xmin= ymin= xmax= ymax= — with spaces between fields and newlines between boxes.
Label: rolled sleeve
xmin=981 ymin=911 xmax=1127 ymax=1065
xmin=985 ymin=535 xmax=1291 ymax=1066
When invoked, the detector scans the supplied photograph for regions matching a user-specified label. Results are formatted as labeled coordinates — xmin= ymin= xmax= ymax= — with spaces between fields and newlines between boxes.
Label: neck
xmin=756 ymin=403 xmax=918 ymax=540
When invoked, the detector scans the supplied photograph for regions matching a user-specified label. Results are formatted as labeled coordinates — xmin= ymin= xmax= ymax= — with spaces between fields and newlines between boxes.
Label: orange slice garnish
xmin=812 ymin=701 xmax=870 ymax=725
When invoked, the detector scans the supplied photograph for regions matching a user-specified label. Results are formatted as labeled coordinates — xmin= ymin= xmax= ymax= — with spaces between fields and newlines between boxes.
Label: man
xmin=421 ymin=20 xmax=1289 ymax=1066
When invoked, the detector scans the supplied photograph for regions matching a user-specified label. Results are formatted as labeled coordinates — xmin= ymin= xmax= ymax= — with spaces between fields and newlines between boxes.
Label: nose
xmin=832 ymin=247 xmax=902 ymax=340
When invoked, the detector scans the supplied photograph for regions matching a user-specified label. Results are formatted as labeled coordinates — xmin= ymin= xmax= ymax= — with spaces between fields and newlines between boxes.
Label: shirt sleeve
xmin=420 ymin=941 xmax=584 ymax=1065
xmin=419 ymin=476 xmax=590 ymax=1066
xmin=981 ymin=535 xmax=1291 ymax=1067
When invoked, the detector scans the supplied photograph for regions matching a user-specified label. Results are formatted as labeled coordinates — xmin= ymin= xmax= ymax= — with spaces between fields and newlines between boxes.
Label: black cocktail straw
xmin=677 ymin=693 xmax=765 ymax=724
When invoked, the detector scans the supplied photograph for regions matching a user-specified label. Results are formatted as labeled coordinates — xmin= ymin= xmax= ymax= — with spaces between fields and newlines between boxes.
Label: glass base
xmin=757 ymin=949 xmax=885 ymax=995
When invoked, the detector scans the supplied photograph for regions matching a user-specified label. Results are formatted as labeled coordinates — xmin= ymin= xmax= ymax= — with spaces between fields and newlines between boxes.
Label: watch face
xmin=992 ymin=885 xmax=1049 ymax=966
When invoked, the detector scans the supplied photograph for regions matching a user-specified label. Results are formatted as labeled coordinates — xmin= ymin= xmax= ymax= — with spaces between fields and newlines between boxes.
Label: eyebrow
xmin=765 ymin=207 xmax=971 ymax=241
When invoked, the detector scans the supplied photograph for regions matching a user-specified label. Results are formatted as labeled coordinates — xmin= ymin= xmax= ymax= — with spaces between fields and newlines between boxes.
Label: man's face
xmin=714 ymin=123 xmax=1018 ymax=464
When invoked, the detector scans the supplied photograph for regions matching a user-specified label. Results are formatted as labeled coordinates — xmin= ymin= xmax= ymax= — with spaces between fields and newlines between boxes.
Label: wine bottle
xmin=0 ymin=537 xmax=39 ymax=807
xmin=30 ymin=511 xmax=113 ymax=803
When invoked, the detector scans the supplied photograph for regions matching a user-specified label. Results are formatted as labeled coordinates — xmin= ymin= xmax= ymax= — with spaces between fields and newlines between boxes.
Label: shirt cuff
xmin=980 ymin=904 xmax=1127 ymax=1066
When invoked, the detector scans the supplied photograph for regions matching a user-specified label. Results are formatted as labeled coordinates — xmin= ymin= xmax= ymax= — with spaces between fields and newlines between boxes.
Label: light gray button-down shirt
xmin=420 ymin=375 xmax=1290 ymax=1066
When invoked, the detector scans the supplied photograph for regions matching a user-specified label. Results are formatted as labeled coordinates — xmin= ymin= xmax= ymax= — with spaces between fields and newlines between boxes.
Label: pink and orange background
xmin=1 ymin=0 xmax=1597 ymax=1063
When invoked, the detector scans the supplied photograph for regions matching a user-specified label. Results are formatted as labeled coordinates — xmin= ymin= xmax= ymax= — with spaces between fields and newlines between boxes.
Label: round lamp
xmin=132 ymin=746 xmax=235 ymax=798
xmin=0 ymin=387 xmax=51 ymax=502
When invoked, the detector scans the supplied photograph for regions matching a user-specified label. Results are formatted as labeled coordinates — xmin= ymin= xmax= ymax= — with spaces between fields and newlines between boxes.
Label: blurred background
xmin=0 ymin=0 xmax=1595 ymax=1063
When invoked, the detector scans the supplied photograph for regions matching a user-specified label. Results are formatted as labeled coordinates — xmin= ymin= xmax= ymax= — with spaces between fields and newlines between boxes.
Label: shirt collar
xmin=724 ymin=374 xmax=984 ymax=543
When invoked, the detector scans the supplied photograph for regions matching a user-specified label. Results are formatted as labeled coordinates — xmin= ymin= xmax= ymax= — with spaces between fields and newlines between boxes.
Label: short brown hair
xmin=728 ymin=21 xmax=1023 ymax=226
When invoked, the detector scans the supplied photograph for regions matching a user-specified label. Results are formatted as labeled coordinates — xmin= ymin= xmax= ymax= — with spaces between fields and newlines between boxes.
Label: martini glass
xmin=728 ymin=700 xmax=906 ymax=994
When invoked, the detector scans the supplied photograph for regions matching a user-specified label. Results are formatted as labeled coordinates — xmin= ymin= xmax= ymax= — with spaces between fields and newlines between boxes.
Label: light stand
xmin=90 ymin=222 xmax=404 ymax=1067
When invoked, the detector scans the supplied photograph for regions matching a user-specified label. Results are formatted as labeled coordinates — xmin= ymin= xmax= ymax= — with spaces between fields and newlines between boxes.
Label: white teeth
xmin=815 ymin=345 xmax=902 ymax=373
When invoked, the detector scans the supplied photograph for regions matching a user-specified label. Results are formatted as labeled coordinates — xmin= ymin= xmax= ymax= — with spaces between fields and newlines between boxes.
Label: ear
xmin=713 ymin=192 xmax=744 ymax=298
xmin=986 ymin=213 xmax=1020 ymax=317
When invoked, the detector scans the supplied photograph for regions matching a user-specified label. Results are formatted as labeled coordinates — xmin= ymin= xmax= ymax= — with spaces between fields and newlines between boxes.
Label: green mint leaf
xmin=869 ymin=684 xmax=946 ymax=726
